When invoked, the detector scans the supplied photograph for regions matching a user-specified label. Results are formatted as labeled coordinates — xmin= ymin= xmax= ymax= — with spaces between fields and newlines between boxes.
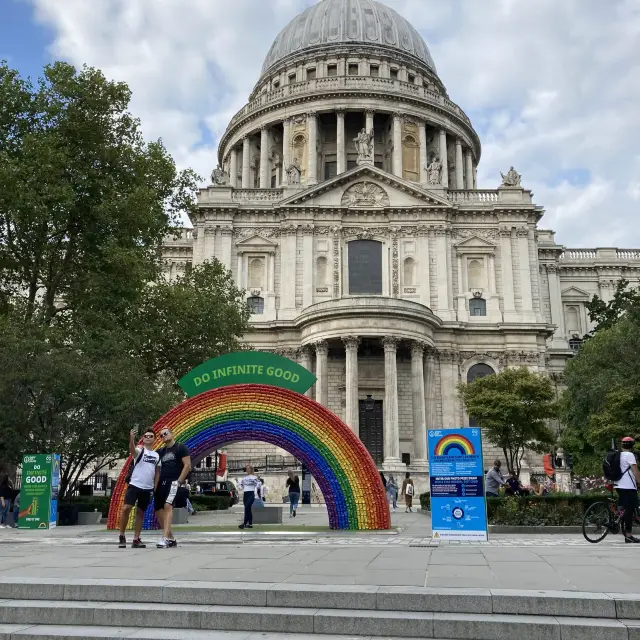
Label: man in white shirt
xmin=119 ymin=429 xmax=161 ymax=548
xmin=238 ymin=466 xmax=261 ymax=529
xmin=616 ymin=436 xmax=640 ymax=544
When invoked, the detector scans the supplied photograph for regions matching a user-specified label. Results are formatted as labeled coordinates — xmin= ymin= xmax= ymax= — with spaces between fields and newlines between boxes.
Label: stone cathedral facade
xmin=163 ymin=0 xmax=640 ymax=483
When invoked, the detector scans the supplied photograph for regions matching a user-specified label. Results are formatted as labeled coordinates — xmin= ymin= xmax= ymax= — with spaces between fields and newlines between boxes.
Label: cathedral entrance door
xmin=359 ymin=399 xmax=384 ymax=465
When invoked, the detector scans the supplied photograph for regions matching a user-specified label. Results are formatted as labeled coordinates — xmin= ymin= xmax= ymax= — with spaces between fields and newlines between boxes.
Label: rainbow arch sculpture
xmin=107 ymin=379 xmax=390 ymax=530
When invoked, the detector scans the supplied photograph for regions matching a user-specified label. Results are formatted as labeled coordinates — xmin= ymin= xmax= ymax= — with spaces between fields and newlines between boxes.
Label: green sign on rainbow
xmin=178 ymin=351 xmax=316 ymax=397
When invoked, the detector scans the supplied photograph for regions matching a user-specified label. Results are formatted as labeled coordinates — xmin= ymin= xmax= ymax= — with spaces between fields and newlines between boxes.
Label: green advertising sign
xmin=18 ymin=453 xmax=60 ymax=529
xmin=178 ymin=351 xmax=316 ymax=397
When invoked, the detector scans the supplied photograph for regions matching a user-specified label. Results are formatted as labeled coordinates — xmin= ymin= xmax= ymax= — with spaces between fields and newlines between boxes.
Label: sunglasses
xmin=143 ymin=434 xmax=155 ymax=439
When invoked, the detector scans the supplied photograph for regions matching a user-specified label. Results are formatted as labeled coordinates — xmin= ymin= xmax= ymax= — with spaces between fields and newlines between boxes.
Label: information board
xmin=427 ymin=429 xmax=487 ymax=541
xmin=18 ymin=454 xmax=60 ymax=530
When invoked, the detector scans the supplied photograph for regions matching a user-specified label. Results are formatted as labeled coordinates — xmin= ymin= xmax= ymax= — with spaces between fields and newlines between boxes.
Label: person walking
xmin=254 ymin=477 xmax=267 ymax=507
xmin=0 ymin=477 xmax=12 ymax=528
xmin=485 ymin=460 xmax=507 ymax=497
xmin=386 ymin=474 xmax=399 ymax=512
xmin=616 ymin=437 xmax=640 ymax=543
xmin=154 ymin=428 xmax=191 ymax=549
xmin=401 ymin=472 xmax=415 ymax=513
xmin=286 ymin=470 xmax=300 ymax=517
xmin=238 ymin=466 xmax=261 ymax=529
xmin=118 ymin=429 xmax=161 ymax=548
xmin=12 ymin=491 xmax=20 ymax=528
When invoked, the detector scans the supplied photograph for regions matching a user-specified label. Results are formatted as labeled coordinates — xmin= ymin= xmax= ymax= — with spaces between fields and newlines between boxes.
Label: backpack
xmin=125 ymin=449 xmax=144 ymax=485
xmin=603 ymin=449 xmax=623 ymax=482
xmin=406 ymin=482 xmax=414 ymax=496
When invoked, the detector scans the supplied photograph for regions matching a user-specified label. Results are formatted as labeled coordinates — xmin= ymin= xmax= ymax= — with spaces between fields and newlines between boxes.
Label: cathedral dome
xmin=260 ymin=0 xmax=437 ymax=79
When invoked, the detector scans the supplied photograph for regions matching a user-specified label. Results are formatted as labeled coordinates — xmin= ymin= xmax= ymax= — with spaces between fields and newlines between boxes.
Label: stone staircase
xmin=0 ymin=579 xmax=638 ymax=639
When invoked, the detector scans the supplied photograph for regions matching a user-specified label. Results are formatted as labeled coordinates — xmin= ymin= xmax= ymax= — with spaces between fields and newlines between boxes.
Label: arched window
xmin=403 ymin=257 xmax=415 ymax=286
xmin=467 ymin=259 xmax=484 ymax=289
xmin=316 ymin=256 xmax=328 ymax=287
xmin=467 ymin=363 xmax=495 ymax=428
xmin=566 ymin=306 xmax=580 ymax=334
xmin=248 ymin=258 xmax=265 ymax=289
xmin=469 ymin=297 xmax=487 ymax=317
xmin=348 ymin=240 xmax=382 ymax=295
xmin=402 ymin=134 xmax=419 ymax=182
xmin=247 ymin=296 xmax=264 ymax=314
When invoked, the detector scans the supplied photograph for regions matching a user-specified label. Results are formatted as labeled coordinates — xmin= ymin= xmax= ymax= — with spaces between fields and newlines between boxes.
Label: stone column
xmin=217 ymin=225 xmax=233 ymax=271
xmin=455 ymin=139 xmax=464 ymax=189
xmin=465 ymin=150 xmax=473 ymax=190
xmin=365 ymin=109 xmax=375 ymax=133
xmin=282 ymin=118 xmax=291 ymax=174
xmin=307 ymin=111 xmax=318 ymax=185
xmin=336 ymin=108 xmax=346 ymax=174
xmin=419 ymin=122 xmax=428 ymax=185
xmin=439 ymin=129 xmax=449 ymax=188
xmin=382 ymin=337 xmax=402 ymax=468
xmin=343 ymin=336 xmax=360 ymax=437
xmin=435 ymin=228 xmax=452 ymax=320
xmin=424 ymin=349 xmax=437 ymax=431
xmin=229 ymin=147 xmax=238 ymax=189
xmin=315 ymin=341 xmax=329 ymax=407
xmin=298 ymin=346 xmax=314 ymax=398
xmin=517 ymin=227 xmax=534 ymax=317
xmin=302 ymin=225 xmax=314 ymax=308
xmin=392 ymin=113 xmax=403 ymax=177
xmin=241 ymin=136 xmax=251 ymax=188
xmin=439 ymin=350 xmax=459 ymax=429
xmin=279 ymin=225 xmax=297 ymax=314
xmin=499 ymin=227 xmax=516 ymax=319
xmin=411 ymin=342 xmax=428 ymax=468
xmin=547 ymin=263 xmax=567 ymax=347
xmin=260 ymin=126 xmax=269 ymax=188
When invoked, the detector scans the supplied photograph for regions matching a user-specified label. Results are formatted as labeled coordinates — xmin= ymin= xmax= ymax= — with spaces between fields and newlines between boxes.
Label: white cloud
xmin=28 ymin=0 xmax=640 ymax=247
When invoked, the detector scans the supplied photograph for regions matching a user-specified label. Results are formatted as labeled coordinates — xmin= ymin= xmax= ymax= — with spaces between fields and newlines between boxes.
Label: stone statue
xmin=354 ymin=128 xmax=374 ymax=165
xmin=500 ymin=166 xmax=521 ymax=187
xmin=426 ymin=154 xmax=442 ymax=185
xmin=211 ymin=165 xmax=229 ymax=186
xmin=286 ymin=157 xmax=301 ymax=185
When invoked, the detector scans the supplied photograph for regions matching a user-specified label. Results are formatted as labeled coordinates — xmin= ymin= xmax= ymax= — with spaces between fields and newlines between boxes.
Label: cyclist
xmin=616 ymin=436 xmax=640 ymax=543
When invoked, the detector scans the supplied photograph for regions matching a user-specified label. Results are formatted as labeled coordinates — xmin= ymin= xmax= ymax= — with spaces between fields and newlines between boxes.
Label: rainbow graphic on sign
xmin=433 ymin=433 xmax=475 ymax=457
xmin=107 ymin=383 xmax=390 ymax=531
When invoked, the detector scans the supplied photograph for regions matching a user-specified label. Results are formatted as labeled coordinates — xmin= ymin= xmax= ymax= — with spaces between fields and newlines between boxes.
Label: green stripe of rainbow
xmin=107 ymin=384 xmax=390 ymax=530
xmin=433 ymin=433 xmax=475 ymax=456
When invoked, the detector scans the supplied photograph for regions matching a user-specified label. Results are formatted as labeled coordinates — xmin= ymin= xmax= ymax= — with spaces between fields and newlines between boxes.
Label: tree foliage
xmin=0 ymin=61 xmax=251 ymax=493
xmin=586 ymin=278 xmax=640 ymax=338
xmin=458 ymin=367 xmax=557 ymax=476
xmin=561 ymin=305 xmax=640 ymax=475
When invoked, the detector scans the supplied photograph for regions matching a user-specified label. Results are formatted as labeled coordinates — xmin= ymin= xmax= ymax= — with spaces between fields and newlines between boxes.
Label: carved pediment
xmin=236 ymin=234 xmax=278 ymax=254
xmin=278 ymin=165 xmax=453 ymax=208
xmin=454 ymin=235 xmax=496 ymax=254
xmin=561 ymin=286 xmax=591 ymax=300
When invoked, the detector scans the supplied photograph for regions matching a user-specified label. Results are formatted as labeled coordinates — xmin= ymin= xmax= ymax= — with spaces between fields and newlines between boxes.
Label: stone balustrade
xmin=560 ymin=249 xmax=640 ymax=262
xmin=163 ymin=228 xmax=194 ymax=244
xmin=447 ymin=190 xmax=499 ymax=203
xmin=231 ymin=188 xmax=285 ymax=202
xmin=227 ymin=76 xmax=473 ymax=130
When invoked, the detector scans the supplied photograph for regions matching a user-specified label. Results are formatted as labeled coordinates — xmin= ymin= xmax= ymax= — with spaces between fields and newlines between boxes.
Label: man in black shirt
xmin=154 ymin=428 xmax=191 ymax=548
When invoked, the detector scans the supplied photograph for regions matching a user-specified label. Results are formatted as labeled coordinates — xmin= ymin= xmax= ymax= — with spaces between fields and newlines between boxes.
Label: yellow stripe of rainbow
xmin=433 ymin=434 xmax=475 ymax=456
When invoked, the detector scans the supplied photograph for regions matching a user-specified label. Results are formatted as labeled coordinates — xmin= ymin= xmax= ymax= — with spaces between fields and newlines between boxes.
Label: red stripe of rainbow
xmin=433 ymin=434 xmax=475 ymax=456
xmin=107 ymin=384 xmax=390 ymax=530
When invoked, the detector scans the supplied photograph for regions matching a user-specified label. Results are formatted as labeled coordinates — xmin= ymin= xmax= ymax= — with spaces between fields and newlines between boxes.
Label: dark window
xmin=402 ymin=453 xmax=411 ymax=466
xmin=469 ymin=298 xmax=487 ymax=316
xmin=408 ymin=73 xmax=416 ymax=83
xmin=271 ymin=175 xmax=277 ymax=188
xmin=467 ymin=363 xmax=495 ymax=428
xmin=348 ymin=240 xmax=383 ymax=295
xmin=348 ymin=64 xmax=359 ymax=76
xmin=359 ymin=399 xmax=383 ymax=464
xmin=273 ymin=79 xmax=279 ymax=89
xmin=185 ymin=261 xmax=192 ymax=276
xmin=370 ymin=65 xmax=379 ymax=77
xmin=327 ymin=64 xmax=338 ymax=77
xmin=306 ymin=67 xmax=316 ymax=80
xmin=288 ymin=73 xmax=296 ymax=84
xmin=374 ymin=161 xmax=383 ymax=169
xmin=390 ymin=68 xmax=398 ymax=79
xmin=347 ymin=159 xmax=357 ymax=170
xmin=247 ymin=296 xmax=264 ymax=314
xmin=569 ymin=337 xmax=583 ymax=352
xmin=324 ymin=161 xmax=337 ymax=180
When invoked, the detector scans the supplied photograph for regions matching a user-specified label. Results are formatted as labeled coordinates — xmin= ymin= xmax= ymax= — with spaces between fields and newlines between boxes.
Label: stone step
xmin=0 ymin=600 xmax=635 ymax=640
xmin=1 ymin=579 xmax=638 ymax=620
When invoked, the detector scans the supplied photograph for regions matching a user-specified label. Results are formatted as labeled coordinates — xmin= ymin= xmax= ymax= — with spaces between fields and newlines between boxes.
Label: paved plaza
xmin=2 ymin=507 xmax=640 ymax=593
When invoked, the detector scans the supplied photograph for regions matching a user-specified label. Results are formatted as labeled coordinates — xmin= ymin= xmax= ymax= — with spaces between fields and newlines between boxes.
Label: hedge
xmin=189 ymin=495 xmax=232 ymax=511
xmin=420 ymin=491 xmax=610 ymax=526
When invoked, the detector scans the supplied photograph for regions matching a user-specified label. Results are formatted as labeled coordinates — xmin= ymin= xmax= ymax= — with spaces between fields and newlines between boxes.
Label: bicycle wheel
xmin=583 ymin=501 xmax=613 ymax=543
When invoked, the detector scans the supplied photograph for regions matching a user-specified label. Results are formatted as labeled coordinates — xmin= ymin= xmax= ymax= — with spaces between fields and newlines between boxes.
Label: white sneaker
xmin=391 ymin=507 xmax=395 ymax=512
xmin=0 ymin=525 xmax=5 ymax=528
xmin=156 ymin=537 xmax=169 ymax=548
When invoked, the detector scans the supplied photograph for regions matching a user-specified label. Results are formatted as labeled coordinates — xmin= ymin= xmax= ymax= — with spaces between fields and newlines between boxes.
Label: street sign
xmin=18 ymin=454 xmax=60 ymax=529
xmin=427 ymin=429 xmax=487 ymax=541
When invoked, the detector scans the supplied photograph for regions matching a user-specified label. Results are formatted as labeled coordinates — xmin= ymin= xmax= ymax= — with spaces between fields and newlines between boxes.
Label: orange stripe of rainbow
xmin=107 ymin=384 xmax=390 ymax=531
xmin=433 ymin=434 xmax=475 ymax=456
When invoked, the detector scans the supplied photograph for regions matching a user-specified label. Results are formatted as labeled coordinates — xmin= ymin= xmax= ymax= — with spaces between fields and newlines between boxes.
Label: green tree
xmin=0 ymin=60 xmax=198 ymax=325
xmin=561 ymin=306 xmax=640 ymax=475
xmin=458 ymin=367 xmax=557 ymax=476
xmin=0 ymin=314 xmax=178 ymax=498
xmin=586 ymin=278 xmax=640 ymax=337
xmin=131 ymin=260 xmax=251 ymax=383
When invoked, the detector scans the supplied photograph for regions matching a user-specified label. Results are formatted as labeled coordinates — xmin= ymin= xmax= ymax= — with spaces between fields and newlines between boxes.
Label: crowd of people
xmin=485 ymin=459 xmax=557 ymax=497
xmin=380 ymin=472 xmax=415 ymax=513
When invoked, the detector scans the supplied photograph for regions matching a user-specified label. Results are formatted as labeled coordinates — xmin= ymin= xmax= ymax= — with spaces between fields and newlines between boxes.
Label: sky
xmin=1 ymin=0 xmax=639 ymax=248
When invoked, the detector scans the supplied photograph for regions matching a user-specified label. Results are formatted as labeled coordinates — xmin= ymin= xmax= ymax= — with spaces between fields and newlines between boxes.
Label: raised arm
xmin=128 ymin=429 xmax=137 ymax=459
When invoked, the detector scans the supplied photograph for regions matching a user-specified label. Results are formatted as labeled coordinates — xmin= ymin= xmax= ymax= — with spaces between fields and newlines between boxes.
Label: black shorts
xmin=154 ymin=479 xmax=188 ymax=511
xmin=124 ymin=484 xmax=152 ymax=511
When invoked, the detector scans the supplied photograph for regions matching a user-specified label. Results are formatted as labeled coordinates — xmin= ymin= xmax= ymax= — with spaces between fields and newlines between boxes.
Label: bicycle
xmin=582 ymin=484 xmax=640 ymax=543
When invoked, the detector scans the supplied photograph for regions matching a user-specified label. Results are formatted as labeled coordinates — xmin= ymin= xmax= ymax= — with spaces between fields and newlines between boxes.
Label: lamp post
xmin=364 ymin=394 xmax=375 ymax=412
